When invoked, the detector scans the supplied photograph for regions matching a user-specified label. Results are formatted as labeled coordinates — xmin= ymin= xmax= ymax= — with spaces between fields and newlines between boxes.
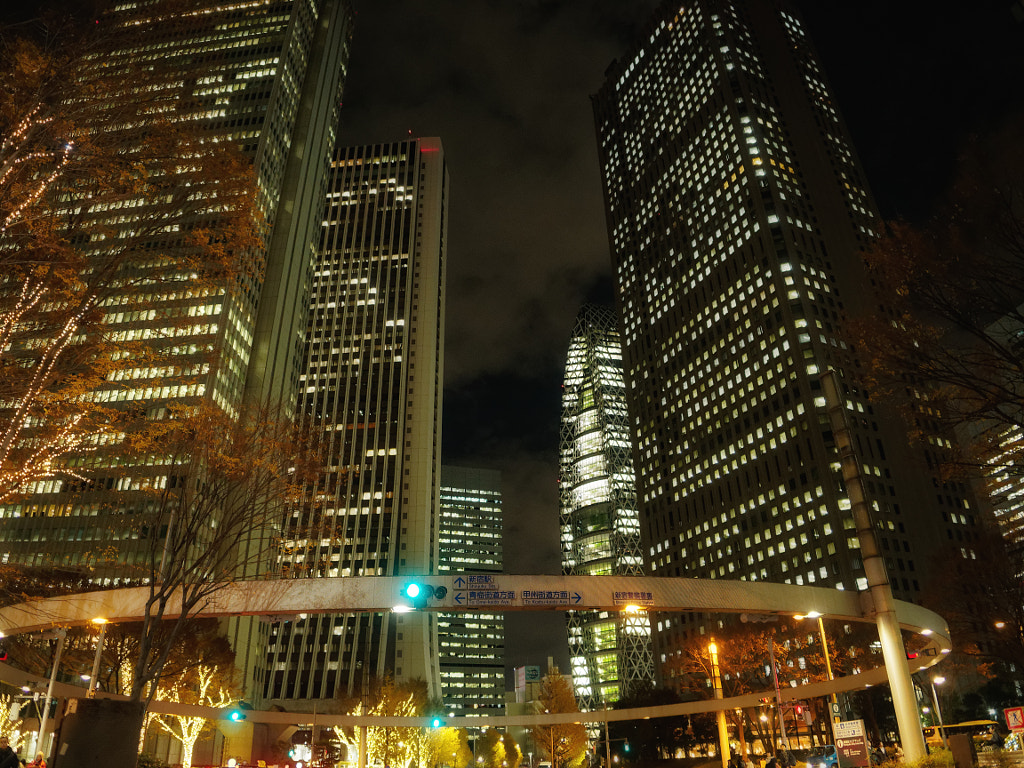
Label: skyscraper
xmin=559 ymin=305 xmax=652 ymax=709
xmin=0 ymin=0 xmax=354 ymax=697
xmin=593 ymin=0 xmax=978 ymax=665
xmin=265 ymin=138 xmax=448 ymax=707
xmin=438 ymin=465 xmax=505 ymax=720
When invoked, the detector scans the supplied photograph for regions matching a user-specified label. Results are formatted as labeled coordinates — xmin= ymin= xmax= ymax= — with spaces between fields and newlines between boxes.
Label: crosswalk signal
xmin=624 ymin=741 xmax=630 ymax=753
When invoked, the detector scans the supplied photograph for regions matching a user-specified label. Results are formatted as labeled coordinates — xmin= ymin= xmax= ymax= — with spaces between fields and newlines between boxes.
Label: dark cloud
xmin=339 ymin=0 xmax=661 ymax=386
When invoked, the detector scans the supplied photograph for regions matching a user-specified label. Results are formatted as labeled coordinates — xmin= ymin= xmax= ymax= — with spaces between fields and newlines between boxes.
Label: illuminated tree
xmin=152 ymin=664 xmax=236 ymax=768
xmin=337 ymin=674 xmax=424 ymax=768
xmin=477 ymin=728 xmax=508 ymax=768
xmin=501 ymin=732 xmax=523 ymax=768
xmin=531 ymin=668 xmax=588 ymax=768
xmin=0 ymin=694 xmax=24 ymax=750
xmin=0 ymin=17 xmax=261 ymax=505
xmin=423 ymin=726 xmax=472 ymax=768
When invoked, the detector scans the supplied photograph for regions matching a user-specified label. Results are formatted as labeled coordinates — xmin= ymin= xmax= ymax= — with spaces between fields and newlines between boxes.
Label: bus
xmin=923 ymin=721 xmax=1000 ymax=750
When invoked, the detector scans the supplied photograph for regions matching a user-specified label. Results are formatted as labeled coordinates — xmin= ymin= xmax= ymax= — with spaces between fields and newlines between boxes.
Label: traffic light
xmin=401 ymin=580 xmax=448 ymax=608
xmin=795 ymin=704 xmax=803 ymax=716
xmin=226 ymin=701 xmax=251 ymax=722
xmin=906 ymin=651 xmax=919 ymax=660
xmin=624 ymin=741 xmax=630 ymax=753
xmin=429 ymin=716 xmax=446 ymax=728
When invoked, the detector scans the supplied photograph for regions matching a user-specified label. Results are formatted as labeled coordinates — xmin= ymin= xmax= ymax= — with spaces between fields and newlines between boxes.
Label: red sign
xmin=1005 ymin=707 xmax=1024 ymax=730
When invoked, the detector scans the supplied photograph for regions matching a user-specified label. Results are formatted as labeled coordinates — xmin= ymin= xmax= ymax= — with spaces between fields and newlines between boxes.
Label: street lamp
xmin=38 ymin=628 xmax=67 ymax=759
xmin=708 ymin=641 xmax=730 ymax=768
xmin=796 ymin=611 xmax=839 ymax=738
xmin=931 ymin=677 xmax=947 ymax=749
xmin=87 ymin=617 xmax=108 ymax=698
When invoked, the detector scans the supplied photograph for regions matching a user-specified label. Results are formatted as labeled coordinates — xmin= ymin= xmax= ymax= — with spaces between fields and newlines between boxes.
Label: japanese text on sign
xmin=613 ymin=590 xmax=654 ymax=605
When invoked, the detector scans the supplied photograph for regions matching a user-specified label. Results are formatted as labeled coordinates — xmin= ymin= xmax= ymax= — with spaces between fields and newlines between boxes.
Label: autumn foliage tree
xmin=119 ymin=400 xmax=320 ymax=705
xmin=476 ymin=728 xmax=522 ymax=768
xmin=0 ymin=11 xmax=262 ymax=505
xmin=661 ymin=621 xmax=877 ymax=754
xmin=531 ymin=668 xmax=589 ymax=768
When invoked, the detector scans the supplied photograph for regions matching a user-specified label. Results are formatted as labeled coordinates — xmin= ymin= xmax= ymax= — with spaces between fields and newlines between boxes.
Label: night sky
xmin=332 ymin=0 xmax=1024 ymax=679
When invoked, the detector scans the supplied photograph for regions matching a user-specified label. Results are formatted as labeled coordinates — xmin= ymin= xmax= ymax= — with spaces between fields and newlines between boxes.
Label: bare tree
xmin=117 ymin=400 xmax=320 ymax=705
xmin=852 ymin=117 xmax=1024 ymax=472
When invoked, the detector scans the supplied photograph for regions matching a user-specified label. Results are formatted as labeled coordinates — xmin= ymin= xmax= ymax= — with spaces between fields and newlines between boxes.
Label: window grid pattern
xmin=264 ymin=139 xmax=447 ymax=704
xmin=592 ymin=0 xmax=972 ymax=666
xmin=437 ymin=466 xmax=506 ymax=719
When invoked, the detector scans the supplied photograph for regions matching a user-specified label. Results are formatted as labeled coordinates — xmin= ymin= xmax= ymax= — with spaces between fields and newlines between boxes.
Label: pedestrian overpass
xmin=0 ymin=574 xmax=948 ymax=726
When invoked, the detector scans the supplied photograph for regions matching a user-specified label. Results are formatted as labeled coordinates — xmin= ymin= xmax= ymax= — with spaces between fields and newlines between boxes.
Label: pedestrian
xmin=0 ymin=738 xmax=18 ymax=768
xmin=766 ymin=755 xmax=779 ymax=768
xmin=893 ymin=744 xmax=904 ymax=761
xmin=26 ymin=752 xmax=46 ymax=768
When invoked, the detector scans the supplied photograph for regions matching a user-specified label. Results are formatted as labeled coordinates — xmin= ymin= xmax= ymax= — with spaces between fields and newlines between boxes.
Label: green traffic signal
xmin=229 ymin=709 xmax=246 ymax=722
xmin=430 ymin=716 xmax=445 ymax=728
xmin=401 ymin=581 xmax=447 ymax=604
xmin=624 ymin=741 xmax=630 ymax=753
xmin=404 ymin=582 xmax=422 ymax=599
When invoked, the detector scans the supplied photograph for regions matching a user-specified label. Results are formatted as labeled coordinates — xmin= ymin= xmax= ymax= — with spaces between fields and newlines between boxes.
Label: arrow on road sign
xmin=455 ymin=593 xmax=464 ymax=605
xmin=573 ymin=592 xmax=582 ymax=604
xmin=455 ymin=577 xmax=465 ymax=588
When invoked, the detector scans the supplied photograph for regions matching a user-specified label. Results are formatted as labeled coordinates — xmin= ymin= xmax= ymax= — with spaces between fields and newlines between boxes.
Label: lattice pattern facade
xmin=559 ymin=304 xmax=653 ymax=710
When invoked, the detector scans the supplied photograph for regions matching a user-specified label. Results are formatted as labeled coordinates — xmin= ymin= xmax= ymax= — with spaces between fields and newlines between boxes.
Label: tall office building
xmin=0 ymin=0 xmax=353 ymax=697
xmin=437 ymin=465 xmax=505 ymax=719
xmin=592 ymin=0 xmax=978 ymax=665
xmin=265 ymin=138 xmax=448 ymax=707
xmin=559 ymin=305 xmax=653 ymax=709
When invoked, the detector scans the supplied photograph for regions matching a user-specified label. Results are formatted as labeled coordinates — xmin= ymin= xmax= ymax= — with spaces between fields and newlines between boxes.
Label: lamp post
xmin=87 ymin=617 xmax=108 ymax=698
xmin=931 ymin=677 xmax=947 ymax=749
xmin=796 ymin=611 xmax=839 ymax=739
xmin=38 ymin=628 xmax=67 ymax=759
xmin=709 ymin=641 xmax=731 ymax=768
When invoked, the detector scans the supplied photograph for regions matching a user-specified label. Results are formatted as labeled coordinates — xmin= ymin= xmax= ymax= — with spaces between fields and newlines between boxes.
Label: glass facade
xmin=438 ymin=465 xmax=506 ymax=720
xmin=559 ymin=305 xmax=653 ymax=709
xmin=264 ymin=139 xmax=448 ymax=707
xmin=593 ymin=0 xmax=977 ymax=668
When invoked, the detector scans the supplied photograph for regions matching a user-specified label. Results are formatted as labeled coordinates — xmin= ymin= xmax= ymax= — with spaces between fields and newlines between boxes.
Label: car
xmin=805 ymin=745 xmax=838 ymax=768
